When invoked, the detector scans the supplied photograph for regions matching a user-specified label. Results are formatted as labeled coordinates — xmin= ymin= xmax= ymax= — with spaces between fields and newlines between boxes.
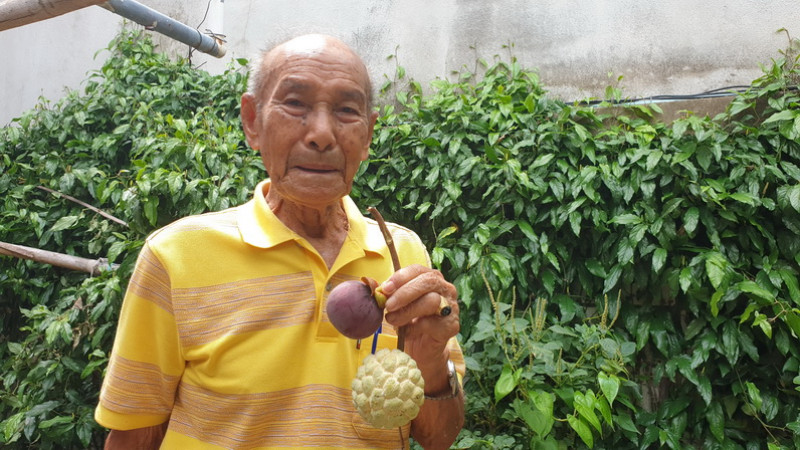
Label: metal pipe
xmin=0 ymin=0 xmax=104 ymax=32
xmin=100 ymin=0 xmax=226 ymax=58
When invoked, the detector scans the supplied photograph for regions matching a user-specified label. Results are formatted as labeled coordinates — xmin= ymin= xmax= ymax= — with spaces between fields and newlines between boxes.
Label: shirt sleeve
xmin=95 ymin=241 xmax=184 ymax=430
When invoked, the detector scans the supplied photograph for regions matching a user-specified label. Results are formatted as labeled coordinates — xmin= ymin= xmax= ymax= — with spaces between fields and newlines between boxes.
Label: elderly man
xmin=95 ymin=34 xmax=465 ymax=449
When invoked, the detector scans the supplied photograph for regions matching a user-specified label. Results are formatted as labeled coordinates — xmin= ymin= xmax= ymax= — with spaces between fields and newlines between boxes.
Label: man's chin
xmin=274 ymin=181 xmax=350 ymax=208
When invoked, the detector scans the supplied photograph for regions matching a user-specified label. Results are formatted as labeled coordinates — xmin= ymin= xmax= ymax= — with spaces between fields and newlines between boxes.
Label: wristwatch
xmin=425 ymin=360 xmax=460 ymax=400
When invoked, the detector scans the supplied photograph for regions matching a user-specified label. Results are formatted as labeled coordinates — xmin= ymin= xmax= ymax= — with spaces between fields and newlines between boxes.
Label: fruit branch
xmin=368 ymin=207 xmax=401 ymax=271
xmin=368 ymin=206 xmax=406 ymax=351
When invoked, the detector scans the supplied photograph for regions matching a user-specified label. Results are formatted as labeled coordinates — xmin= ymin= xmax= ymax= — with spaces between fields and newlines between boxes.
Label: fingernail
xmin=380 ymin=280 xmax=396 ymax=295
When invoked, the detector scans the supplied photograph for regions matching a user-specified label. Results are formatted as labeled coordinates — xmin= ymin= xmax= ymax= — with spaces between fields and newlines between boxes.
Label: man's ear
xmin=360 ymin=110 xmax=380 ymax=161
xmin=240 ymin=93 xmax=260 ymax=150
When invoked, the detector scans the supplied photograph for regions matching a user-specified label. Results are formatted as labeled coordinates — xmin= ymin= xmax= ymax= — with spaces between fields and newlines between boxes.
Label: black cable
xmin=188 ymin=0 xmax=214 ymax=62
xmin=577 ymin=84 xmax=798 ymax=107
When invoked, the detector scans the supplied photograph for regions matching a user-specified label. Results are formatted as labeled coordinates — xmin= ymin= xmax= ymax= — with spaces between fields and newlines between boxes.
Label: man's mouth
xmin=296 ymin=165 xmax=337 ymax=174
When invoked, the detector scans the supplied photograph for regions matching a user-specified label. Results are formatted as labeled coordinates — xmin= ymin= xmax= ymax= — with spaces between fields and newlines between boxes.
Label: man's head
xmin=247 ymin=35 xmax=374 ymax=112
xmin=240 ymin=34 xmax=378 ymax=211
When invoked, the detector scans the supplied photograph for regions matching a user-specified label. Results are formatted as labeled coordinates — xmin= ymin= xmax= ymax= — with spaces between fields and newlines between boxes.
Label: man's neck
xmin=267 ymin=192 xmax=349 ymax=269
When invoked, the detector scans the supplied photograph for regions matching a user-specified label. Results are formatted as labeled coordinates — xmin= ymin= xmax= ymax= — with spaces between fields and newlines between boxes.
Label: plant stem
xmin=368 ymin=206 xmax=405 ymax=351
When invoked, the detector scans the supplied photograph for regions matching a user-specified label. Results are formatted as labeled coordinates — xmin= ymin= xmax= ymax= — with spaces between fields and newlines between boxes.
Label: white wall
xmin=1 ymin=0 xmax=796 ymax=126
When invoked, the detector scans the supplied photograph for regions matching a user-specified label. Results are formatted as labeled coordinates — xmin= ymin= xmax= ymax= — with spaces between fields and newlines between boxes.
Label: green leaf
xmin=721 ymin=321 xmax=740 ymax=364
xmin=696 ymin=375 xmax=713 ymax=405
xmin=603 ymin=264 xmax=622 ymax=294
xmin=144 ymin=197 xmax=159 ymax=226
xmin=436 ymin=225 xmax=458 ymax=241
xmin=494 ymin=364 xmax=521 ymax=403
xmin=597 ymin=372 xmax=619 ymax=406
xmin=614 ymin=412 xmax=639 ymax=434
xmin=646 ymin=150 xmax=663 ymax=171
xmin=705 ymin=401 xmax=725 ymax=442
xmin=779 ymin=270 xmax=800 ymax=306
xmin=609 ymin=213 xmax=642 ymax=225
xmin=752 ymin=312 xmax=773 ymax=339
xmin=532 ymin=153 xmax=555 ymax=169
xmin=517 ymin=220 xmax=537 ymax=241
xmin=3 ymin=412 xmax=24 ymax=442
xmin=489 ymin=253 xmax=512 ymax=282
xmin=728 ymin=192 xmax=755 ymax=205
xmin=567 ymin=414 xmax=594 ymax=448
xmin=50 ymin=215 xmax=80 ymax=232
xmin=789 ymin=184 xmax=800 ymax=213
xmin=26 ymin=400 xmax=60 ymax=417
xmin=762 ymin=109 xmax=796 ymax=124
xmin=784 ymin=311 xmax=800 ymax=337
xmin=710 ymin=288 xmax=724 ymax=317
xmin=683 ymin=207 xmax=699 ymax=234
xmin=745 ymin=381 xmax=762 ymax=411
xmin=735 ymin=280 xmax=775 ymax=304
xmin=705 ymin=252 xmax=728 ymax=289
xmin=39 ymin=415 xmax=73 ymax=429
xmin=585 ymin=259 xmax=606 ymax=278
xmin=652 ymin=248 xmax=667 ymax=273
xmin=573 ymin=391 xmax=602 ymax=434
xmin=530 ymin=436 xmax=559 ymax=450
xmin=679 ymin=267 xmax=692 ymax=293
xmin=515 ymin=395 xmax=555 ymax=437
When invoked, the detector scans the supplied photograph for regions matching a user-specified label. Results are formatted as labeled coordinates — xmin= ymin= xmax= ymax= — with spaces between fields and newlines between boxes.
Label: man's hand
xmin=105 ymin=422 xmax=168 ymax=449
xmin=379 ymin=264 xmax=464 ymax=449
xmin=380 ymin=264 xmax=460 ymax=364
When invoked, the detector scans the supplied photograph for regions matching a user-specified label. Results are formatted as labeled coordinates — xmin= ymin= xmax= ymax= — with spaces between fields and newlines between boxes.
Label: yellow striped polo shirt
xmin=95 ymin=180 xmax=465 ymax=449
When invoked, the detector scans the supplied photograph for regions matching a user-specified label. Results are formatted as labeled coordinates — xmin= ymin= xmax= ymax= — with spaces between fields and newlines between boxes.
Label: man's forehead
xmin=261 ymin=36 xmax=369 ymax=97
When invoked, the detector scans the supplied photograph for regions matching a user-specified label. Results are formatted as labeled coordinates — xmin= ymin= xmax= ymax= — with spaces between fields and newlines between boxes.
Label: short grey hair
xmin=245 ymin=39 xmax=375 ymax=111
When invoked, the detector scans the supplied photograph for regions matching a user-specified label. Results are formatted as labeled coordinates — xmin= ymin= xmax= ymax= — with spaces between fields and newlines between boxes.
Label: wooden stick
xmin=0 ymin=241 xmax=117 ymax=276
xmin=368 ymin=207 xmax=406 ymax=351
xmin=38 ymin=186 xmax=129 ymax=227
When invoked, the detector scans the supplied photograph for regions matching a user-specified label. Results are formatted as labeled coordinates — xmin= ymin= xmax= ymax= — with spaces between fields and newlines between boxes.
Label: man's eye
xmin=339 ymin=106 xmax=361 ymax=116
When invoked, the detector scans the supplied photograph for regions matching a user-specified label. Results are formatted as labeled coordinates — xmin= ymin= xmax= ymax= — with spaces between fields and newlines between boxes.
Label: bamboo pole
xmin=0 ymin=241 xmax=117 ymax=276
xmin=0 ymin=0 xmax=105 ymax=32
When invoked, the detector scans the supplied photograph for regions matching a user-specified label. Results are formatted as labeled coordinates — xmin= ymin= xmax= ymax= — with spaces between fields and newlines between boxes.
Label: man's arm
xmin=381 ymin=265 xmax=465 ymax=449
xmin=105 ymin=422 xmax=168 ymax=449
xmin=408 ymin=350 xmax=465 ymax=449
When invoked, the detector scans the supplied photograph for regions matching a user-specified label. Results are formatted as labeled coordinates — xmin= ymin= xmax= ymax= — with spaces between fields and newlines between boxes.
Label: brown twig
xmin=368 ymin=206 xmax=406 ymax=351
xmin=38 ymin=185 xmax=128 ymax=227
xmin=0 ymin=241 xmax=117 ymax=276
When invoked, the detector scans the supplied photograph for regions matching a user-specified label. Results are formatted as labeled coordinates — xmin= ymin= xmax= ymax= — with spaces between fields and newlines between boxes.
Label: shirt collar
xmin=238 ymin=179 xmax=386 ymax=256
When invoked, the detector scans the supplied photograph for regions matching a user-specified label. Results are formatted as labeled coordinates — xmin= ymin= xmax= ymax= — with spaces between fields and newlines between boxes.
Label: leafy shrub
xmin=359 ymin=42 xmax=800 ymax=449
xmin=0 ymin=30 xmax=258 ymax=448
xmin=2 ymin=28 xmax=800 ymax=449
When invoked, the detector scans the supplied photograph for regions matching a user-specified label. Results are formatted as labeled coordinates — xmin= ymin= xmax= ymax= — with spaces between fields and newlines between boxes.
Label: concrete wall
xmin=1 ymin=0 xmax=796 ymax=126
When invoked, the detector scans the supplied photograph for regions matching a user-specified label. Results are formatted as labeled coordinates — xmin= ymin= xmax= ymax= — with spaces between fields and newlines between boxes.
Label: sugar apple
xmin=352 ymin=348 xmax=425 ymax=428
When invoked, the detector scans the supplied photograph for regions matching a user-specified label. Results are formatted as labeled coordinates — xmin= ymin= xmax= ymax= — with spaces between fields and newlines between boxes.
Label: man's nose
xmin=305 ymin=107 xmax=335 ymax=152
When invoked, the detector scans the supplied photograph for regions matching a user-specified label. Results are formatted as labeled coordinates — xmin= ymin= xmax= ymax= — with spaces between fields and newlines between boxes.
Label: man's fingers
xmin=385 ymin=292 xmax=459 ymax=326
xmin=382 ymin=265 xmax=457 ymax=312
xmin=394 ymin=309 xmax=461 ymax=346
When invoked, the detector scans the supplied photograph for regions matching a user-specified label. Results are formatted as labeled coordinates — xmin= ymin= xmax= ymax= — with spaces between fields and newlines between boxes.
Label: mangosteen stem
xmin=368 ymin=206 xmax=406 ymax=351
xmin=368 ymin=207 xmax=401 ymax=271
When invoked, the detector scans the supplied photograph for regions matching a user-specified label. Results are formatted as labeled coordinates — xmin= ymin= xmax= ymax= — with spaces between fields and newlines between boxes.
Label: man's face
xmin=242 ymin=38 xmax=378 ymax=210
